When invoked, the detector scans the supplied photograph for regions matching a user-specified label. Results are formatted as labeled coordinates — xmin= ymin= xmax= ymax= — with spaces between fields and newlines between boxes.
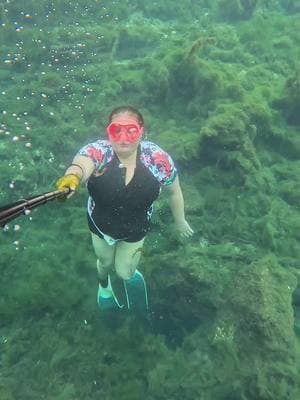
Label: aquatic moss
xmin=275 ymin=69 xmax=300 ymax=125
xmin=199 ymin=104 xmax=265 ymax=188
xmin=217 ymin=0 xmax=258 ymax=21
xmin=1 ymin=1 xmax=300 ymax=399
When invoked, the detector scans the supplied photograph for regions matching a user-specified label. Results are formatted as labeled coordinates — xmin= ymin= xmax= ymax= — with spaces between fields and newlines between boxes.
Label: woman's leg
xmin=91 ymin=232 xmax=115 ymax=281
xmin=114 ymin=238 xmax=145 ymax=280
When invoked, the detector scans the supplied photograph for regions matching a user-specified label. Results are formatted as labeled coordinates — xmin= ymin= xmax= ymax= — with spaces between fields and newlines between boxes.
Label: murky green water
xmin=1 ymin=1 xmax=300 ymax=399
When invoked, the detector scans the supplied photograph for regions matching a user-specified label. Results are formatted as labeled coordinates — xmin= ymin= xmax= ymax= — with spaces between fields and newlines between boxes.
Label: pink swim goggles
xmin=107 ymin=122 xmax=143 ymax=143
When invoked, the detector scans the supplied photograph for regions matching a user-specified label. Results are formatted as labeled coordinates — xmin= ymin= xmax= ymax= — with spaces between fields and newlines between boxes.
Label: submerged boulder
xmin=218 ymin=0 xmax=258 ymax=21
xmin=147 ymin=245 xmax=300 ymax=399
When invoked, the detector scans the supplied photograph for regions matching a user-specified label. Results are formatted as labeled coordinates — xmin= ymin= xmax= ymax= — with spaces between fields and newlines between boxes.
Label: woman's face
xmin=107 ymin=112 xmax=143 ymax=157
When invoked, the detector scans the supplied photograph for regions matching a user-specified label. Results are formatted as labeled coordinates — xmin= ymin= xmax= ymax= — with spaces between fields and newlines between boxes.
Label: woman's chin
xmin=112 ymin=142 xmax=137 ymax=155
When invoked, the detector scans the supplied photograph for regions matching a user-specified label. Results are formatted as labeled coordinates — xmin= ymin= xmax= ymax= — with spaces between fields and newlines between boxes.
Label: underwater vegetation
xmin=217 ymin=0 xmax=258 ymax=21
xmin=1 ymin=0 xmax=300 ymax=399
xmin=274 ymin=68 xmax=300 ymax=125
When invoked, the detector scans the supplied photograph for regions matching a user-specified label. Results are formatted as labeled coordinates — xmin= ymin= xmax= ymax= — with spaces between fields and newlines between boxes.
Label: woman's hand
xmin=55 ymin=174 xmax=80 ymax=198
xmin=174 ymin=219 xmax=194 ymax=238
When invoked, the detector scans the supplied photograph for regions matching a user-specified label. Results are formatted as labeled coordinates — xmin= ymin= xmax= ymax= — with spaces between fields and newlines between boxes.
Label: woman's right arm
xmin=56 ymin=155 xmax=95 ymax=195
xmin=65 ymin=155 xmax=95 ymax=183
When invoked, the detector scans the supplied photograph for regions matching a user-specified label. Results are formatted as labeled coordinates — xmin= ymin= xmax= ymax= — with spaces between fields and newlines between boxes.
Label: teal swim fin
xmin=97 ymin=275 xmax=124 ymax=310
xmin=123 ymin=270 xmax=149 ymax=313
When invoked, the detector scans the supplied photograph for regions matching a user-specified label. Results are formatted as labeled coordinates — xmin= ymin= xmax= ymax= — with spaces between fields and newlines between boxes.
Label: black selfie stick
xmin=0 ymin=189 xmax=69 ymax=227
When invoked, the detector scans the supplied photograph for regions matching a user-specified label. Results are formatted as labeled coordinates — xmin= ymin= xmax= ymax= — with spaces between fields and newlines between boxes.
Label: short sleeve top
xmin=77 ymin=139 xmax=177 ymax=239
xmin=77 ymin=140 xmax=177 ymax=186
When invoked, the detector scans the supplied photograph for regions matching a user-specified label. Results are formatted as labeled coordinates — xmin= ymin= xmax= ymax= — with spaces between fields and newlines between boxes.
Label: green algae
xmin=217 ymin=0 xmax=258 ymax=21
xmin=1 ymin=1 xmax=300 ymax=399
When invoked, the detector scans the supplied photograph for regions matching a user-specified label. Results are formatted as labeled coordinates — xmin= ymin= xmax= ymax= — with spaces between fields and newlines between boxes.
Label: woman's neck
xmin=116 ymin=149 xmax=138 ymax=167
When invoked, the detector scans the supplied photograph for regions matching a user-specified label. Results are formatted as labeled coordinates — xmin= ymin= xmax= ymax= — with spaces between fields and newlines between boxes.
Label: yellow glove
xmin=56 ymin=174 xmax=80 ymax=193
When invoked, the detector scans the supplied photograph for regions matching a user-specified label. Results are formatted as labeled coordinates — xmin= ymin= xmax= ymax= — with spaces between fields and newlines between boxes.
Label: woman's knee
xmin=97 ymin=257 xmax=113 ymax=273
xmin=91 ymin=233 xmax=115 ymax=268
xmin=115 ymin=262 xmax=136 ymax=281
xmin=114 ymin=241 xmax=144 ymax=280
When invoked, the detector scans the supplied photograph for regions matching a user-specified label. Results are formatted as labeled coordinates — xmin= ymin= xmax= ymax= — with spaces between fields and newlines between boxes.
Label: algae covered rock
xmin=282 ymin=0 xmax=300 ymax=13
xmin=147 ymin=248 xmax=299 ymax=399
xmin=229 ymin=255 xmax=296 ymax=345
xmin=274 ymin=69 xmax=300 ymax=126
xmin=218 ymin=0 xmax=258 ymax=21
xmin=199 ymin=104 xmax=264 ymax=188
xmin=223 ymin=255 xmax=299 ymax=398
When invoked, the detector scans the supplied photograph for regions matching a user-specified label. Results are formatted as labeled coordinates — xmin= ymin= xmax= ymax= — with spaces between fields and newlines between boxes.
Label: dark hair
xmin=108 ymin=105 xmax=144 ymax=126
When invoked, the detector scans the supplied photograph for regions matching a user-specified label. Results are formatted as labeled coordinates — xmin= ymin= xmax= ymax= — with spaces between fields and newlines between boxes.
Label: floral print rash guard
xmin=77 ymin=140 xmax=177 ymax=241
xmin=78 ymin=140 xmax=177 ymax=186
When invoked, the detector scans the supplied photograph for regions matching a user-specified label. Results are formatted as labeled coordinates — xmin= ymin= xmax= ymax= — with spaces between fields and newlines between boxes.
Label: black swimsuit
xmin=87 ymin=150 xmax=161 ymax=242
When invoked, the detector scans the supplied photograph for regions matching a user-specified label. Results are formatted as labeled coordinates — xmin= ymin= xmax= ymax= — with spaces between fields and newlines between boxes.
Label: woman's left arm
xmin=164 ymin=176 xmax=194 ymax=238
